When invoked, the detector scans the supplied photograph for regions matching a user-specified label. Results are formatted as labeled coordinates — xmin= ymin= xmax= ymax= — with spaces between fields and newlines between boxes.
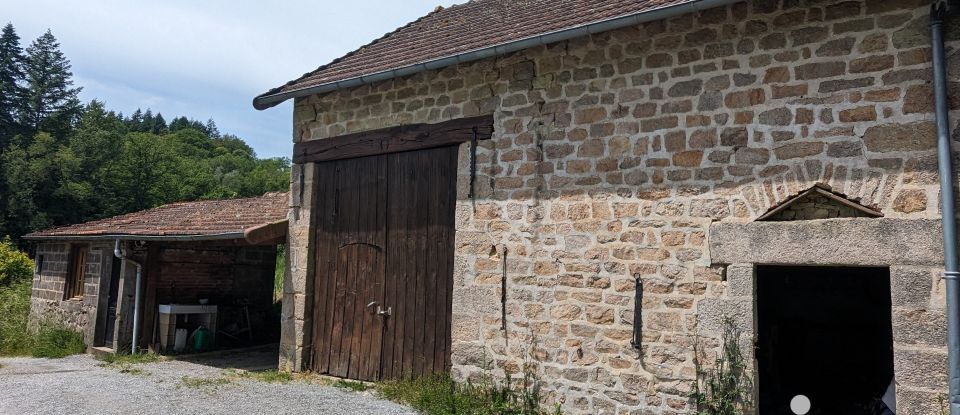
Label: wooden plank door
xmin=311 ymin=145 xmax=457 ymax=381
xmin=312 ymin=154 xmax=387 ymax=381
xmin=379 ymin=146 xmax=457 ymax=379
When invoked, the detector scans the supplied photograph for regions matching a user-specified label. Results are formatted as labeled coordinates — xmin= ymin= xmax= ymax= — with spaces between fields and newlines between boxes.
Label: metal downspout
xmin=931 ymin=3 xmax=960 ymax=414
xmin=114 ymin=239 xmax=143 ymax=354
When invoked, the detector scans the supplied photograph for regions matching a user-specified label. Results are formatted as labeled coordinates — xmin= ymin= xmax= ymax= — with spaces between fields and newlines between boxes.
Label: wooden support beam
xmin=244 ymin=220 xmax=289 ymax=245
xmin=292 ymin=115 xmax=494 ymax=163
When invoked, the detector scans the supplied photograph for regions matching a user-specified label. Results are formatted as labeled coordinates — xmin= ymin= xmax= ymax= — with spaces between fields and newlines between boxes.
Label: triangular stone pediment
xmin=757 ymin=183 xmax=883 ymax=221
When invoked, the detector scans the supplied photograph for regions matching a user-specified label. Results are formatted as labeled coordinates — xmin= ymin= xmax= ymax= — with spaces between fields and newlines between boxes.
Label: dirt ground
xmin=0 ymin=346 xmax=416 ymax=415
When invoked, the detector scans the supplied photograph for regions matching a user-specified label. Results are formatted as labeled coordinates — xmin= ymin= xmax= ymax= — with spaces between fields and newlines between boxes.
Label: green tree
xmin=100 ymin=132 xmax=180 ymax=214
xmin=204 ymin=118 xmax=220 ymax=138
xmin=151 ymin=112 xmax=166 ymax=134
xmin=245 ymin=157 xmax=291 ymax=196
xmin=22 ymin=30 xmax=81 ymax=136
xmin=65 ymin=100 xmax=126 ymax=219
xmin=0 ymin=23 xmax=26 ymax=145
xmin=3 ymin=133 xmax=61 ymax=237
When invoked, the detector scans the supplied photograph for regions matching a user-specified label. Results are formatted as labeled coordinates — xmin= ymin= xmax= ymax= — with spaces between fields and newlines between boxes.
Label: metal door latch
xmin=367 ymin=301 xmax=392 ymax=317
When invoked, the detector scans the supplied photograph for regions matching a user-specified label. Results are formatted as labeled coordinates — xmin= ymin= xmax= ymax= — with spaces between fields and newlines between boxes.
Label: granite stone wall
xmin=280 ymin=0 xmax=958 ymax=413
xmin=29 ymin=242 xmax=108 ymax=347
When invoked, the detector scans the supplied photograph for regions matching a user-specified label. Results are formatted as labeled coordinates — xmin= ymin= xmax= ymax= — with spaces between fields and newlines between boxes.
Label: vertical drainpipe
xmin=114 ymin=239 xmax=143 ymax=354
xmin=930 ymin=2 xmax=960 ymax=414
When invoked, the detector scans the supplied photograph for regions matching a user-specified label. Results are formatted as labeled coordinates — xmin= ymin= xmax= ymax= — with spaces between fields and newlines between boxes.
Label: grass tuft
xmin=234 ymin=369 xmax=294 ymax=383
xmin=97 ymin=352 xmax=163 ymax=365
xmin=97 ymin=352 xmax=162 ymax=375
xmin=334 ymin=379 xmax=370 ymax=392
xmin=179 ymin=375 xmax=232 ymax=389
xmin=119 ymin=366 xmax=147 ymax=376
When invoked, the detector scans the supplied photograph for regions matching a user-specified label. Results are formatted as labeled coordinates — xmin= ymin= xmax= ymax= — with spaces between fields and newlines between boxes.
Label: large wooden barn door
xmin=311 ymin=145 xmax=457 ymax=381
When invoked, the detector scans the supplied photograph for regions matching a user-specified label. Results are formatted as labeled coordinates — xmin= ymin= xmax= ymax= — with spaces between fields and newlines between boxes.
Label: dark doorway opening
xmin=757 ymin=265 xmax=894 ymax=414
xmin=102 ymin=256 xmax=122 ymax=348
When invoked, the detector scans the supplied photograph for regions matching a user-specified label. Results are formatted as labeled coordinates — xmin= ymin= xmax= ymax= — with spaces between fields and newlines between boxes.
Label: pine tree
xmin=128 ymin=108 xmax=143 ymax=130
xmin=141 ymin=109 xmax=154 ymax=133
xmin=0 ymin=23 xmax=26 ymax=147
xmin=22 ymin=29 xmax=82 ymax=136
xmin=168 ymin=116 xmax=189 ymax=132
xmin=152 ymin=113 xmax=167 ymax=134
xmin=204 ymin=118 xmax=220 ymax=138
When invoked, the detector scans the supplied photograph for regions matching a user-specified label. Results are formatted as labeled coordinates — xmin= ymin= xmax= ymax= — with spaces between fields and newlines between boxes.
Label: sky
xmin=2 ymin=0 xmax=462 ymax=158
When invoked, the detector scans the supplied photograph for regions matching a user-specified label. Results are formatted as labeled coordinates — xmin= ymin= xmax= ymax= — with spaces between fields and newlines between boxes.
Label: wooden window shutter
xmin=65 ymin=245 xmax=87 ymax=300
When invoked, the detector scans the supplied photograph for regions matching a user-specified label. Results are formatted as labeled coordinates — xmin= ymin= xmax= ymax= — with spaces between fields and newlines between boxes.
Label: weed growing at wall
xmin=31 ymin=324 xmax=85 ymax=358
xmin=378 ymin=363 xmax=561 ymax=415
xmin=691 ymin=317 xmax=754 ymax=415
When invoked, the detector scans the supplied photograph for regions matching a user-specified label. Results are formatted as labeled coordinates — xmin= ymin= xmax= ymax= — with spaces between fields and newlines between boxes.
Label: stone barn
xmin=24 ymin=193 xmax=287 ymax=355
xmin=254 ymin=0 xmax=959 ymax=413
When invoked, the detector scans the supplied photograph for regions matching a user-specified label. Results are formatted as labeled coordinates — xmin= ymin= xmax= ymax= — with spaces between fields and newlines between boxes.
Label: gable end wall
xmin=283 ymin=0 xmax=958 ymax=413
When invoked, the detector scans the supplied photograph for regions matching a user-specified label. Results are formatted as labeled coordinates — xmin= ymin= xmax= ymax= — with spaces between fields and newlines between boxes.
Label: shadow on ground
xmin=172 ymin=343 xmax=280 ymax=371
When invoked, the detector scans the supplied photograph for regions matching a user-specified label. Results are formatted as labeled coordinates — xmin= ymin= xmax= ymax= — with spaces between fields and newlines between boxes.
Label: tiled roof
xmin=25 ymin=192 xmax=289 ymax=241
xmin=255 ymin=0 xmax=694 ymax=107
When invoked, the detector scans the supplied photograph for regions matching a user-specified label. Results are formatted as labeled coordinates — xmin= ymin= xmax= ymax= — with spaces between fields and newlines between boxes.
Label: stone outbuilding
xmin=24 ymin=192 xmax=288 ymax=354
xmin=254 ymin=0 xmax=958 ymax=413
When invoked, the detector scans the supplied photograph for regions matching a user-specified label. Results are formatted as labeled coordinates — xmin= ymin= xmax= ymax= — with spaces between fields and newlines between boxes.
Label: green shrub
xmin=31 ymin=325 xmax=85 ymax=358
xmin=0 ymin=237 xmax=33 ymax=287
xmin=0 ymin=238 xmax=85 ymax=359
xmin=0 ymin=278 xmax=32 ymax=355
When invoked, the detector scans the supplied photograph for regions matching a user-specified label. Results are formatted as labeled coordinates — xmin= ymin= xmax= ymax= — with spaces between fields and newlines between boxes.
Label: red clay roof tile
xmin=25 ymin=192 xmax=288 ymax=240
xmin=256 ymin=0 xmax=693 ymax=105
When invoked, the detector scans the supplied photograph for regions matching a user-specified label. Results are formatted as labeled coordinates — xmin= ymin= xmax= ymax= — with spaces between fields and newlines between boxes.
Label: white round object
xmin=790 ymin=395 xmax=811 ymax=415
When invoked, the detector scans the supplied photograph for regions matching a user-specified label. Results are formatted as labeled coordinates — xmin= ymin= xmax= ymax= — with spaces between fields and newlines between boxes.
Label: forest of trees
xmin=0 ymin=24 xmax=291 ymax=244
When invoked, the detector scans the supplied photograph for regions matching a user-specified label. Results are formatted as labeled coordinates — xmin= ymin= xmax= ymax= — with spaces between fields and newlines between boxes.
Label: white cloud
xmin=2 ymin=0 xmax=462 ymax=157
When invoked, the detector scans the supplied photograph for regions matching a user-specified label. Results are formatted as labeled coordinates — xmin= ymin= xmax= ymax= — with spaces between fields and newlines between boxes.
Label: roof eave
xmin=252 ymin=0 xmax=737 ymax=110
xmin=23 ymin=232 xmax=249 ymax=242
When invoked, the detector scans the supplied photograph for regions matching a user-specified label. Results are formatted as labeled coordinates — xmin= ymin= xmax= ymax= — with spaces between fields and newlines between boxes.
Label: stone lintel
xmin=710 ymin=218 xmax=944 ymax=266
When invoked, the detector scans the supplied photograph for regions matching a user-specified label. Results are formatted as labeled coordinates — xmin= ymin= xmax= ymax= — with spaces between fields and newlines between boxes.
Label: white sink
xmin=158 ymin=304 xmax=217 ymax=314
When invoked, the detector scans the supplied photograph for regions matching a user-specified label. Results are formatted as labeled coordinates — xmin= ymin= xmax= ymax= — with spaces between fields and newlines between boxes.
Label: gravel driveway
xmin=0 ymin=347 xmax=416 ymax=415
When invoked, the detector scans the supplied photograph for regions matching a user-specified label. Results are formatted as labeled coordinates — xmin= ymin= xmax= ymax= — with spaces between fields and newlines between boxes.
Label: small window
xmin=64 ymin=245 xmax=87 ymax=300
